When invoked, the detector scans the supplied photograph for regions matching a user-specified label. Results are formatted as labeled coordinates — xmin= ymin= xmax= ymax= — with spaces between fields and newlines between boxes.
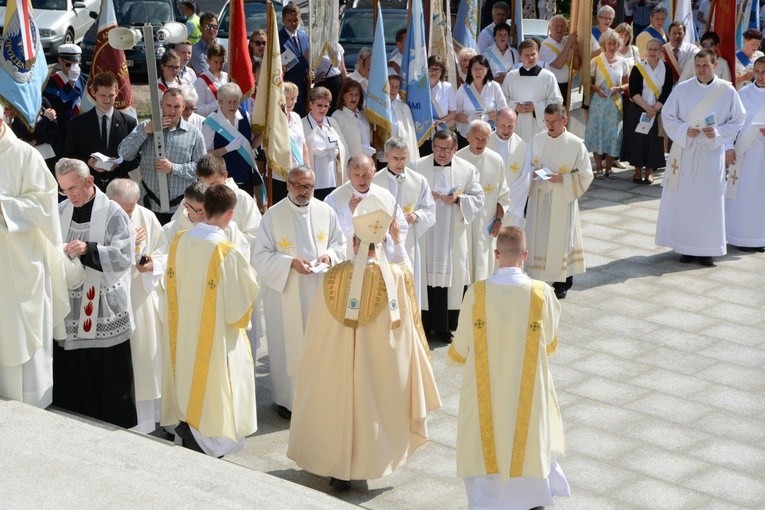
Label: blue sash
xmin=485 ymin=47 xmax=512 ymax=73
xmin=592 ymin=27 xmax=601 ymax=42
xmin=736 ymin=50 xmax=751 ymax=68
xmin=203 ymin=113 xmax=256 ymax=169
xmin=290 ymin=135 xmax=304 ymax=165
xmin=463 ymin=85 xmax=495 ymax=129
xmin=644 ymin=26 xmax=666 ymax=43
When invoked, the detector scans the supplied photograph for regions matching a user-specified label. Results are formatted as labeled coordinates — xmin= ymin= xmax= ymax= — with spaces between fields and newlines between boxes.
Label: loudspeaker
xmin=156 ymin=22 xmax=188 ymax=44
xmin=108 ymin=27 xmax=142 ymax=49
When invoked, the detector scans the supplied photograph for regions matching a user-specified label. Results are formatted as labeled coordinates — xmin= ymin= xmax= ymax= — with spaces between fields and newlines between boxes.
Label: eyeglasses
xmin=251 ymin=40 xmax=266 ymax=46
xmin=701 ymin=42 xmax=716 ymax=48
xmin=598 ymin=16 xmax=614 ymax=21
xmin=164 ymin=64 xmax=180 ymax=70
xmin=184 ymin=202 xmax=204 ymax=215
xmin=204 ymin=24 xmax=219 ymax=31
xmin=432 ymin=145 xmax=454 ymax=152
xmin=288 ymin=181 xmax=314 ymax=191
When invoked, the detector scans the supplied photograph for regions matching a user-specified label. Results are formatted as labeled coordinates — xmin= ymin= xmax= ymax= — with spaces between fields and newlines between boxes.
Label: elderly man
xmin=477 ymin=1 xmax=511 ymax=54
xmin=663 ymin=21 xmax=699 ymax=84
xmin=0 ymin=105 xmax=71 ymax=408
xmin=189 ymin=11 xmax=219 ymax=75
xmin=410 ymin=129 xmax=484 ymax=342
xmin=163 ymin=184 xmax=259 ymax=457
xmin=373 ymin=137 xmax=436 ymax=304
xmin=636 ymin=6 xmax=668 ymax=58
xmin=657 ymin=50 xmax=745 ymax=267
xmin=501 ymin=40 xmax=563 ymax=143
xmin=524 ymin=103 xmax=593 ymax=299
xmin=539 ymin=15 xmax=580 ymax=100
xmin=54 ymin=158 xmax=137 ymax=428
xmin=106 ymin=178 xmax=167 ymax=433
xmin=448 ymin=226 xmax=568 ymax=510
xmin=488 ymin=108 xmax=533 ymax=227
xmin=119 ymin=88 xmax=206 ymax=225
xmin=725 ymin=56 xmax=765 ymax=252
xmin=348 ymin=47 xmax=372 ymax=92
xmin=456 ymin=120 xmax=510 ymax=282
xmin=288 ymin=195 xmax=441 ymax=491
xmin=253 ymin=166 xmax=346 ymax=419
xmin=325 ymin=154 xmax=408 ymax=261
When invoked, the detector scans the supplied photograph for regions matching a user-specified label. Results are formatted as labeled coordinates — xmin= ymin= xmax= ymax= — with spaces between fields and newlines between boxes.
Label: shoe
xmin=329 ymin=477 xmax=351 ymax=491
xmin=594 ymin=170 xmax=605 ymax=179
xmin=643 ymin=174 xmax=654 ymax=184
xmin=174 ymin=421 xmax=204 ymax=454
xmin=679 ymin=254 xmax=694 ymax=263
xmin=734 ymin=245 xmax=760 ymax=253
xmin=757 ymin=247 xmax=765 ymax=253
xmin=698 ymin=256 xmax=716 ymax=267
xmin=613 ymin=160 xmax=627 ymax=169
xmin=605 ymin=169 xmax=614 ymax=178
xmin=554 ymin=288 xmax=567 ymax=299
xmin=276 ymin=405 xmax=292 ymax=420
xmin=632 ymin=175 xmax=643 ymax=184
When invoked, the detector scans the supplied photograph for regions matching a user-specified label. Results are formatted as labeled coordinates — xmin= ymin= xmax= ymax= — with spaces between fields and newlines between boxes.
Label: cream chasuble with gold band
xmin=162 ymin=226 xmax=259 ymax=443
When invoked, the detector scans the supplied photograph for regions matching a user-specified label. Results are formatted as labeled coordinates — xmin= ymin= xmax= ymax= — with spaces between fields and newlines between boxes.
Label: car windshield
xmin=114 ymin=0 xmax=174 ymax=26
xmin=339 ymin=10 xmax=407 ymax=45
xmin=218 ymin=1 xmax=283 ymax=39
xmin=31 ymin=0 xmax=67 ymax=9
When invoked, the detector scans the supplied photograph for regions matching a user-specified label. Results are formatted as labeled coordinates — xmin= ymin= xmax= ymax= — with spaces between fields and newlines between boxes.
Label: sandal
xmin=595 ymin=170 xmax=605 ymax=179
xmin=643 ymin=174 xmax=654 ymax=184
xmin=605 ymin=169 xmax=614 ymax=179
xmin=632 ymin=172 xmax=643 ymax=183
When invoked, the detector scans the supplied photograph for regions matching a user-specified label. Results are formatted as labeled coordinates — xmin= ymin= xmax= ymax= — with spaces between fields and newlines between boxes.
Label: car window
xmin=339 ymin=10 xmax=407 ymax=45
xmin=114 ymin=0 xmax=174 ymax=26
xmin=31 ymin=0 xmax=67 ymax=9
xmin=218 ymin=0 xmax=283 ymax=40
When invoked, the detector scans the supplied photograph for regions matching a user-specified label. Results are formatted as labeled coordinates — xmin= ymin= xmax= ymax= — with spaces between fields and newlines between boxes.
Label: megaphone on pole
xmin=108 ymin=27 xmax=142 ymax=49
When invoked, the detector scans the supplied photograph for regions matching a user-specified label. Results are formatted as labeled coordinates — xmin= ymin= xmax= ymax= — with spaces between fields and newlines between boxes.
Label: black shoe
xmin=174 ymin=421 xmax=204 ymax=454
xmin=276 ymin=405 xmax=292 ymax=420
xmin=679 ymin=254 xmax=694 ymax=263
xmin=554 ymin=288 xmax=567 ymax=299
xmin=697 ymin=256 xmax=715 ymax=267
xmin=329 ymin=477 xmax=351 ymax=491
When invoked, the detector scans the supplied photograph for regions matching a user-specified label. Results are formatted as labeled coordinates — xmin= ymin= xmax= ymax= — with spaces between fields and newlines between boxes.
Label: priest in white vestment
xmin=488 ymin=108 xmax=533 ymax=228
xmin=0 ymin=114 xmax=71 ymax=408
xmin=162 ymin=184 xmax=259 ymax=457
xmin=54 ymin=158 xmax=138 ymax=428
xmin=523 ymin=104 xmax=593 ymax=299
xmin=107 ymin=179 xmax=168 ymax=433
xmin=410 ymin=130 xmax=484 ymax=341
xmin=724 ymin=59 xmax=765 ymax=252
xmin=373 ymin=137 xmax=436 ymax=305
xmin=287 ymin=195 xmax=441 ymax=490
xmin=455 ymin=120 xmax=511 ymax=281
xmin=325 ymin=154 xmax=409 ymax=262
xmin=252 ymin=166 xmax=346 ymax=419
xmin=656 ymin=51 xmax=746 ymax=266
xmin=448 ymin=226 xmax=569 ymax=510
xmin=501 ymin=40 xmax=563 ymax=143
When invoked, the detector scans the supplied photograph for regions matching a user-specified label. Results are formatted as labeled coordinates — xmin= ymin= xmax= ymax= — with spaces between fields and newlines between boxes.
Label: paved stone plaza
xmin=230 ymin=165 xmax=765 ymax=509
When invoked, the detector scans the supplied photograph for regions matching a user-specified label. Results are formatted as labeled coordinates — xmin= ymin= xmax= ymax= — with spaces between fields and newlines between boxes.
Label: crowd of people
xmin=2 ymin=0 xmax=764 ymax=508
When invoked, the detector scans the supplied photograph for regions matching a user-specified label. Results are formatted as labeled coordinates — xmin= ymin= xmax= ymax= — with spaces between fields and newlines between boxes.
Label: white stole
xmin=726 ymin=100 xmax=765 ymax=200
xmin=59 ymin=189 xmax=109 ymax=339
xmin=271 ymin=201 xmax=331 ymax=375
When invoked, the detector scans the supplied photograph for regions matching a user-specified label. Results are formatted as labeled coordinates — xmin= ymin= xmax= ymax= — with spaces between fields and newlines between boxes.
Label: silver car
xmin=0 ymin=0 xmax=100 ymax=57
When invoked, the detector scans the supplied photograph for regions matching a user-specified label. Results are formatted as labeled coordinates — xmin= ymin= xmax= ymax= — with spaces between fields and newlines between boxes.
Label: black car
xmin=340 ymin=7 xmax=408 ymax=71
xmin=81 ymin=0 xmax=182 ymax=75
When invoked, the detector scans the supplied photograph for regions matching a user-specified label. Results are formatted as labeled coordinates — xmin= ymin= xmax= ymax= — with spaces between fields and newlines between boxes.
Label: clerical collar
xmin=433 ymin=160 xmax=451 ymax=167
xmin=519 ymin=65 xmax=541 ymax=76
xmin=387 ymin=167 xmax=402 ymax=177
xmin=288 ymin=196 xmax=309 ymax=208
xmin=756 ymin=83 xmax=765 ymax=88
xmin=697 ymin=76 xmax=714 ymax=86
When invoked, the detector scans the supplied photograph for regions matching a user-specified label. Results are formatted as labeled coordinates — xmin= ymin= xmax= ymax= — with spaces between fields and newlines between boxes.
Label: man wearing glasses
xmin=43 ymin=44 xmax=85 ymax=161
xmin=190 ymin=12 xmax=219 ymax=75
xmin=680 ymin=31 xmax=731 ymax=82
xmin=253 ymin=166 xmax=346 ymax=421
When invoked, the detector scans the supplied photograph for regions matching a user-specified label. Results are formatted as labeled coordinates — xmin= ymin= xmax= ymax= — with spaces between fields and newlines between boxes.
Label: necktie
xmin=293 ymin=34 xmax=300 ymax=55
xmin=673 ymin=47 xmax=679 ymax=62
xmin=101 ymin=115 xmax=108 ymax=152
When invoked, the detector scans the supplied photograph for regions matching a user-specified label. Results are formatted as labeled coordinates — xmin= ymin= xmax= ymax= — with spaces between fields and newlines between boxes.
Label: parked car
xmin=217 ymin=0 xmax=283 ymax=53
xmin=0 ymin=0 xmax=100 ymax=58
xmin=521 ymin=18 xmax=550 ymax=45
xmin=340 ymin=7 xmax=408 ymax=71
xmin=81 ymin=0 xmax=181 ymax=75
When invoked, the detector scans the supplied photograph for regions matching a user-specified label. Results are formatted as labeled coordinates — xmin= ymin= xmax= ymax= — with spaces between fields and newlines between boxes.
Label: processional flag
xmin=86 ymin=0 xmax=132 ymax=110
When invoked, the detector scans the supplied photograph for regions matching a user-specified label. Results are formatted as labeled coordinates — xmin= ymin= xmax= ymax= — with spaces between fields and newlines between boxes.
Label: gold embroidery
xmin=277 ymin=236 xmax=294 ymax=251
xmin=483 ymin=183 xmax=495 ymax=193
xmin=670 ymin=160 xmax=679 ymax=175
xmin=509 ymin=161 xmax=520 ymax=174
xmin=404 ymin=203 xmax=415 ymax=214
xmin=473 ymin=281 xmax=499 ymax=474
xmin=558 ymin=165 xmax=569 ymax=174
xmin=324 ymin=262 xmax=389 ymax=328
xmin=368 ymin=220 xmax=385 ymax=235
xmin=316 ymin=230 xmax=327 ymax=242
xmin=729 ymin=170 xmax=739 ymax=185
xmin=448 ymin=344 xmax=466 ymax=364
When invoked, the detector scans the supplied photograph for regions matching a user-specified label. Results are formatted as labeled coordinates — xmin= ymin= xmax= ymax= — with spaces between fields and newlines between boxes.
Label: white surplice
xmin=656 ymin=77 xmax=746 ymax=256
xmin=252 ymin=197 xmax=346 ymax=410
xmin=725 ymin=83 xmax=765 ymax=247
xmin=488 ymin=131 xmax=533 ymax=228
xmin=410 ymin=155 xmax=484 ymax=310
xmin=455 ymin=147 xmax=511 ymax=281
xmin=501 ymin=67 xmax=563 ymax=143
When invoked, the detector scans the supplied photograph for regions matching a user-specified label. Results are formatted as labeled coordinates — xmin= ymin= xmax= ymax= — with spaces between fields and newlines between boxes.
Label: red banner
xmin=713 ymin=0 xmax=737 ymax=87
xmin=86 ymin=0 xmax=132 ymax=110
xmin=228 ymin=0 xmax=255 ymax=100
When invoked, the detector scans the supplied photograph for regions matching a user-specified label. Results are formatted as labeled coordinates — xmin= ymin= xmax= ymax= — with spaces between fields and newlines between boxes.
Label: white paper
xmin=635 ymin=112 xmax=655 ymax=134
xmin=90 ymin=152 xmax=123 ymax=170
xmin=308 ymin=260 xmax=329 ymax=273
xmin=534 ymin=168 xmax=554 ymax=180
xmin=281 ymin=47 xmax=298 ymax=72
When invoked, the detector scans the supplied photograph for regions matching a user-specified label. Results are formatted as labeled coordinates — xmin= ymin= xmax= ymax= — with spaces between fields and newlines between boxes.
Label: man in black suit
xmin=65 ymin=73 xmax=138 ymax=192
xmin=278 ymin=2 xmax=310 ymax=117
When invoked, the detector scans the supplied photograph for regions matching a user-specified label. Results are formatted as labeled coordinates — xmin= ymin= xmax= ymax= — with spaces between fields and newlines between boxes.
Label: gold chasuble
xmin=449 ymin=279 xmax=564 ymax=481
xmin=287 ymin=261 xmax=441 ymax=481
xmin=162 ymin=230 xmax=259 ymax=442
